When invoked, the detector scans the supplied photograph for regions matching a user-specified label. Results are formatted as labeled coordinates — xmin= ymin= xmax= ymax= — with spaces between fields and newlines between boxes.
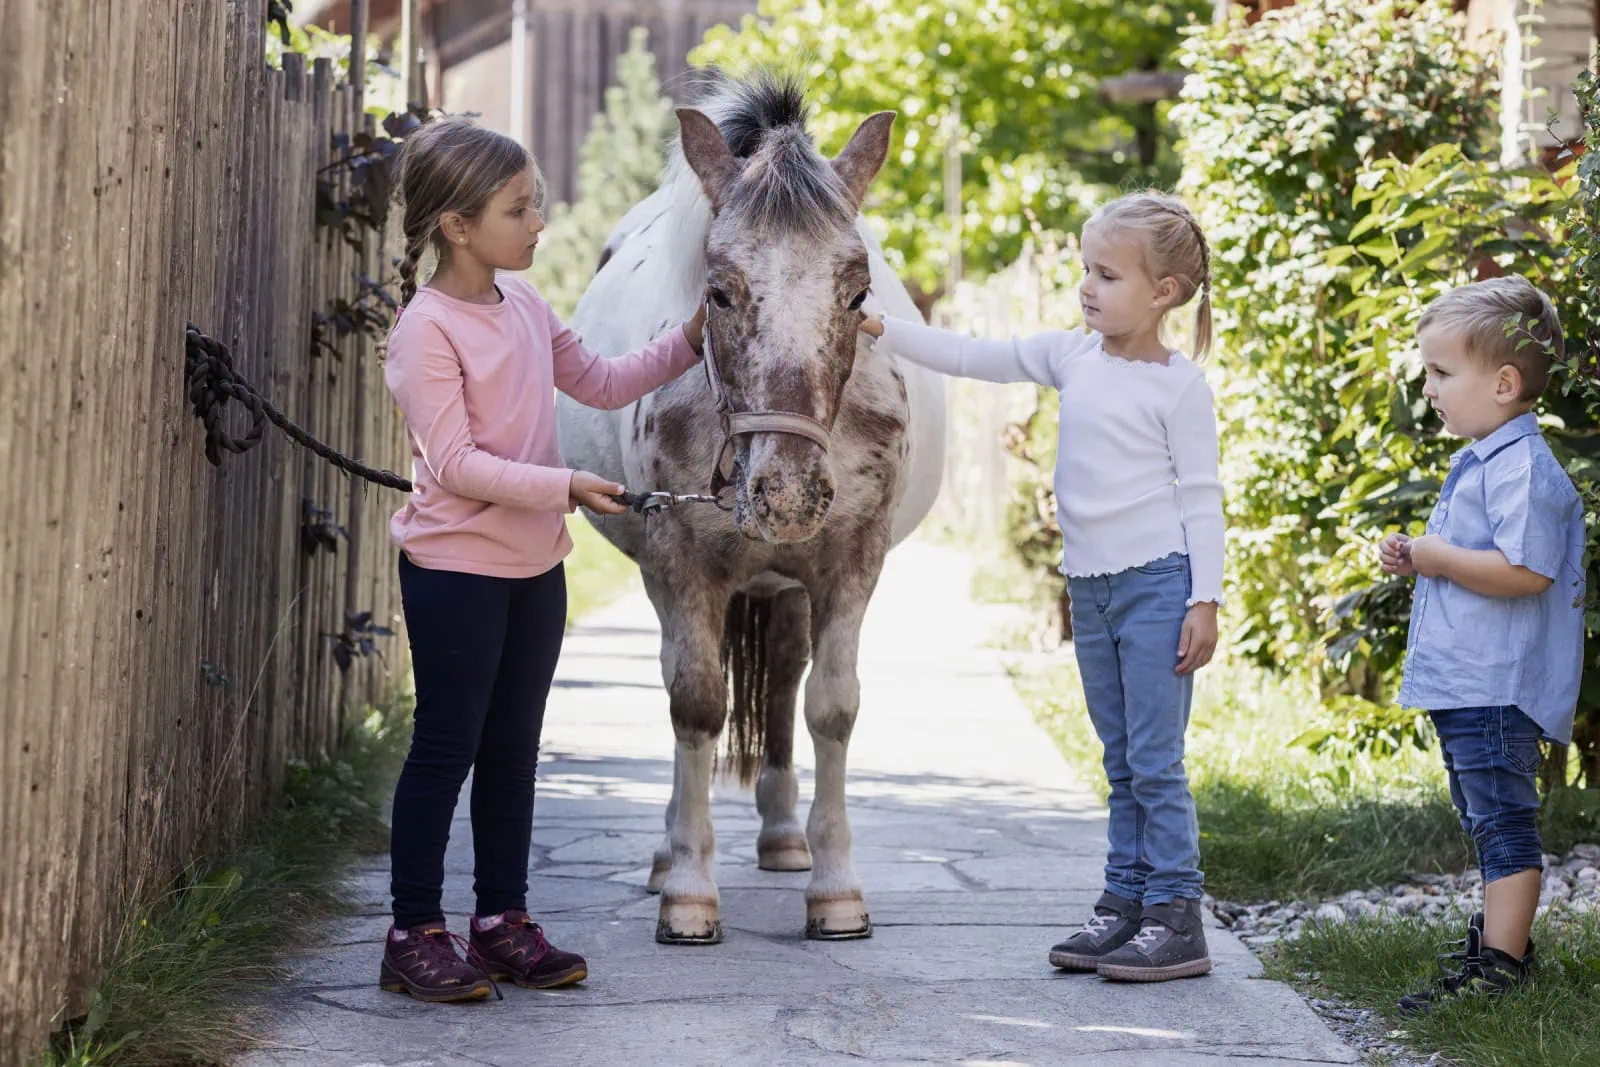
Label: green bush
xmin=1171 ymin=0 xmax=1496 ymax=686
xmin=1171 ymin=0 xmax=1600 ymax=781
xmin=1321 ymin=106 xmax=1600 ymax=783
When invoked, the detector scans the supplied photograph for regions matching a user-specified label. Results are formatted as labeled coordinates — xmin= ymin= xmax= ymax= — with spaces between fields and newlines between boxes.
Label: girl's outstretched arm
xmin=861 ymin=313 xmax=1093 ymax=390
xmin=549 ymin=299 xmax=705 ymax=411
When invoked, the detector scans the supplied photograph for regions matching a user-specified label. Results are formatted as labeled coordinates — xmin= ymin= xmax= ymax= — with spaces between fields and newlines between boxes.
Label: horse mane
xmin=665 ymin=69 xmax=856 ymax=241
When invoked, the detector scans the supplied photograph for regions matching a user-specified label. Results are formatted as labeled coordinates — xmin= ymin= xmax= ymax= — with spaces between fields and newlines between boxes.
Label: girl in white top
xmin=861 ymin=191 xmax=1223 ymax=982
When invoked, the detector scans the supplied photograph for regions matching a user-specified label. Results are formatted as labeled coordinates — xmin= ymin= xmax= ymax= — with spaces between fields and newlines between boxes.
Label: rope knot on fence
xmin=184 ymin=324 xmax=413 ymax=492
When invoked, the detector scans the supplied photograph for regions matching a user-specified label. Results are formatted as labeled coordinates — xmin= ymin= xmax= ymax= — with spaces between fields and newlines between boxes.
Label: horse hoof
xmin=757 ymin=835 xmax=812 ymax=872
xmin=805 ymin=897 xmax=872 ymax=940
xmin=805 ymin=914 xmax=872 ymax=940
xmin=655 ymin=917 xmax=724 ymax=945
xmin=646 ymin=854 xmax=672 ymax=894
xmin=656 ymin=899 xmax=722 ymax=945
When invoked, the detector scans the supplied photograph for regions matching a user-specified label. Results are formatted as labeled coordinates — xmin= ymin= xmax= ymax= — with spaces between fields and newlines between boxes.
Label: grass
xmin=1001 ymin=565 xmax=1600 ymax=1066
xmin=44 ymin=527 xmax=638 ymax=1066
xmin=1266 ymin=911 xmax=1600 ymax=1067
xmin=1016 ymin=653 xmax=1600 ymax=903
xmin=43 ymin=703 xmax=412 ymax=1067
xmin=1015 ymin=657 xmax=1470 ymax=902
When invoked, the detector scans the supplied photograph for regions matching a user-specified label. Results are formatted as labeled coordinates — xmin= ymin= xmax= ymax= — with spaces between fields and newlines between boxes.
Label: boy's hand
xmin=1176 ymin=602 xmax=1218 ymax=675
xmin=571 ymin=470 xmax=628 ymax=515
xmin=1407 ymin=534 xmax=1451 ymax=579
xmin=858 ymin=313 xmax=885 ymax=339
xmin=1379 ymin=532 xmax=1415 ymax=577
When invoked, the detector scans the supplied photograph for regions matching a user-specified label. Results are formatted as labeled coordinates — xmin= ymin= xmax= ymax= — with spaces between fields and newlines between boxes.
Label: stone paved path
xmin=244 ymin=541 xmax=1358 ymax=1066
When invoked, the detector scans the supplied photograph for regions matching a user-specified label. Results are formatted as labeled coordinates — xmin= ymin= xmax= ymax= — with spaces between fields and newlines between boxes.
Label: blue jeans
xmin=1068 ymin=553 xmax=1203 ymax=905
xmin=1428 ymin=705 xmax=1545 ymax=884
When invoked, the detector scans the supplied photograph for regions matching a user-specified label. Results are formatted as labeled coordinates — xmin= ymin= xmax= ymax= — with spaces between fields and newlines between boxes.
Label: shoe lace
xmin=504 ymin=914 xmax=553 ymax=964
xmin=1077 ymin=912 xmax=1119 ymax=938
xmin=420 ymin=928 xmax=504 ymax=1001
xmin=1127 ymin=924 xmax=1165 ymax=952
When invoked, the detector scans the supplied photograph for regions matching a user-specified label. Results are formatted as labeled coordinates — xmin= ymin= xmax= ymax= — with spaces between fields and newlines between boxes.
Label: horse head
xmin=675 ymin=77 xmax=894 ymax=544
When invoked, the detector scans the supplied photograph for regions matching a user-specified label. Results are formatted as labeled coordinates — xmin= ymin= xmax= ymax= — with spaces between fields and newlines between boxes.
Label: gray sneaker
xmin=1097 ymin=898 xmax=1213 ymax=982
xmin=1049 ymin=891 xmax=1142 ymax=971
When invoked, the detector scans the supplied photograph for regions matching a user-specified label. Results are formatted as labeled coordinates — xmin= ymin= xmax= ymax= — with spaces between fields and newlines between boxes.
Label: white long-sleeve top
xmin=881 ymin=316 xmax=1224 ymax=605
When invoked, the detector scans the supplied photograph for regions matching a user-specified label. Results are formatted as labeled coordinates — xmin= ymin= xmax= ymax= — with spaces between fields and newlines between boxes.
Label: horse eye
xmin=848 ymin=288 xmax=869 ymax=311
xmin=709 ymin=287 xmax=732 ymax=309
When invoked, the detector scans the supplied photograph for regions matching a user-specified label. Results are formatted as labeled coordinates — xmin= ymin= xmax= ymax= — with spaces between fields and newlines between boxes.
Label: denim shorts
xmin=1428 ymin=705 xmax=1545 ymax=884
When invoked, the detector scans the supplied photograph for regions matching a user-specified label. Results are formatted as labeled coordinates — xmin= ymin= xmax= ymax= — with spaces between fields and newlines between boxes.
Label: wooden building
xmin=303 ymin=0 xmax=757 ymax=203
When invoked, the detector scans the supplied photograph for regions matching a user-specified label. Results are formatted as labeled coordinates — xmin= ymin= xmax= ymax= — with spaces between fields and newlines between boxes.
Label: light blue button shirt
xmin=1398 ymin=413 xmax=1587 ymax=744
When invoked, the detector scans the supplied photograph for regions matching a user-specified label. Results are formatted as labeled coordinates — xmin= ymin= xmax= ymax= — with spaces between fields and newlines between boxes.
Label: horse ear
xmin=677 ymin=108 xmax=738 ymax=212
xmin=832 ymin=111 xmax=896 ymax=211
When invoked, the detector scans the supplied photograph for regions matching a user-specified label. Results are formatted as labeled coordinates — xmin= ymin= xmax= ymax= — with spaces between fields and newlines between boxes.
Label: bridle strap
xmin=701 ymin=300 xmax=833 ymax=496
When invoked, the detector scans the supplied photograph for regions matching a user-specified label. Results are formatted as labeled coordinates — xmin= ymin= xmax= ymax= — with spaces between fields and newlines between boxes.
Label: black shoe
xmin=1397 ymin=923 xmax=1531 ymax=1016
xmin=1097 ymin=898 xmax=1212 ymax=982
xmin=1049 ymin=891 xmax=1142 ymax=971
xmin=1445 ymin=911 xmax=1535 ymax=969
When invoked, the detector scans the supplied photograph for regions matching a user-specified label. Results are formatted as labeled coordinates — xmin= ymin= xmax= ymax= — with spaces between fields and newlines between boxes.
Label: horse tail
xmin=720 ymin=591 xmax=771 ymax=788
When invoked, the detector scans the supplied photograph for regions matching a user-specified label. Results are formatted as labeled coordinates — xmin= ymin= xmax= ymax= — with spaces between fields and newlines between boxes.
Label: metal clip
xmin=612 ymin=490 xmax=732 ymax=516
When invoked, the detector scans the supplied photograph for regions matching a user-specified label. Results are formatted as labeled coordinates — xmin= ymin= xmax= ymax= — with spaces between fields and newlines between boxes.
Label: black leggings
xmin=390 ymin=553 xmax=566 ymax=929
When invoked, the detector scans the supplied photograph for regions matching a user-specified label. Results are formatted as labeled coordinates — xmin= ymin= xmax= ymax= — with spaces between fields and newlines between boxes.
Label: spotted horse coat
xmin=555 ymin=71 xmax=946 ymax=944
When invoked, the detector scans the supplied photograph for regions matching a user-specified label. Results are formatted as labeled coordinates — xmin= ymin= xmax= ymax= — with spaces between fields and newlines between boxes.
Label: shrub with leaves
xmin=1317 ymin=94 xmax=1600 ymax=783
xmin=1171 ymin=0 xmax=1497 ymax=685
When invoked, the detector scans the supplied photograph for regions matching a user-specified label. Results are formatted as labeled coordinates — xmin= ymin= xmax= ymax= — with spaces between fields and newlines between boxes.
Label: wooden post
xmin=401 ymin=0 xmax=424 ymax=107
xmin=510 ymin=0 xmax=529 ymax=146
xmin=350 ymin=0 xmax=367 ymax=110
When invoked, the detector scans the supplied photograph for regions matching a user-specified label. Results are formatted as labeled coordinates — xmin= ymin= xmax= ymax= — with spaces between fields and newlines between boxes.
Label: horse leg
xmin=755 ymin=587 xmax=812 ymax=872
xmin=802 ymin=589 xmax=871 ymax=939
xmin=643 ymin=577 xmax=679 ymax=894
xmin=656 ymin=585 xmax=729 ymax=944
xmin=647 ymin=747 xmax=679 ymax=894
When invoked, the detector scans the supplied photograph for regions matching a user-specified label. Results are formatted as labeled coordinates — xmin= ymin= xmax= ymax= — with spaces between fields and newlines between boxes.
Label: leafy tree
xmin=528 ymin=27 xmax=675 ymax=319
xmin=1170 ymin=0 xmax=1497 ymax=688
xmin=1318 ymin=81 xmax=1600 ymax=784
xmin=692 ymin=0 xmax=1210 ymax=294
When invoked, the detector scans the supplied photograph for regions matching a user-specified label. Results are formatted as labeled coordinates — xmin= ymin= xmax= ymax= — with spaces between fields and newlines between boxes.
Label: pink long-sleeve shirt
xmin=384 ymin=275 xmax=698 ymax=578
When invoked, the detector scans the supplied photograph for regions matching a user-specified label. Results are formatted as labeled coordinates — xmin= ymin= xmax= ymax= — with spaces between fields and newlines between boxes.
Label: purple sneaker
xmin=379 ymin=924 xmax=497 ymax=1003
xmin=470 ymin=910 xmax=588 ymax=989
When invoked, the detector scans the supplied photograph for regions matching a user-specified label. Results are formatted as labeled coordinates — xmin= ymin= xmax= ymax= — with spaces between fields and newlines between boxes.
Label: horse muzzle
xmin=734 ymin=438 xmax=835 ymax=544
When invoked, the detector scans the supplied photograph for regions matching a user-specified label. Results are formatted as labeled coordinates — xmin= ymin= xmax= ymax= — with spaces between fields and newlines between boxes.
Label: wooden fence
xmin=0 ymin=3 xmax=412 ymax=1059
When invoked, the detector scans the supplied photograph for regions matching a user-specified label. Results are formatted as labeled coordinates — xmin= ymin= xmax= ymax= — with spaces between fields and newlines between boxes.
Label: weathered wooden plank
xmin=0 ymin=0 xmax=55 ymax=1042
xmin=0 ymin=7 xmax=412 ymax=1054
xmin=29 ymin=0 xmax=97 ymax=1033
xmin=63 ymin=0 xmax=139 ymax=1009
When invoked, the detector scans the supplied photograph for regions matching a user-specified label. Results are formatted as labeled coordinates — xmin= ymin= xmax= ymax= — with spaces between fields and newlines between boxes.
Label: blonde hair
xmin=1084 ymin=191 xmax=1213 ymax=356
xmin=394 ymin=117 xmax=545 ymax=304
xmin=1417 ymin=276 xmax=1563 ymax=401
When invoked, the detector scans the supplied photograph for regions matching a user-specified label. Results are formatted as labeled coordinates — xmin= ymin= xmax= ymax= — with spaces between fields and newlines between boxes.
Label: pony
xmin=555 ymin=71 xmax=945 ymax=943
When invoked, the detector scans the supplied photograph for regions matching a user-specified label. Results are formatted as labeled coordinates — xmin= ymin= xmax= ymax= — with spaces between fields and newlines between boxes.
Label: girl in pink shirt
xmin=377 ymin=117 xmax=705 ymax=1002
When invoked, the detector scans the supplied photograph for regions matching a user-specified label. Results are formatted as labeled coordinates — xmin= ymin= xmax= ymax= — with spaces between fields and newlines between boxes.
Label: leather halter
xmin=700 ymin=300 xmax=833 ymax=497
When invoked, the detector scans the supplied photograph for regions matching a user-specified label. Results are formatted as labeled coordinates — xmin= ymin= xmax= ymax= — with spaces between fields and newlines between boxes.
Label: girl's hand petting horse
xmin=684 ymin=303 xmax=708 ymax=355
xmin=857 ymin=312 xmax=885 ymax=339
xmin=1176 ymin=602 xmax=1218 ymax=675
xmin=571 ymin=471 xmax=628 ymax=515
